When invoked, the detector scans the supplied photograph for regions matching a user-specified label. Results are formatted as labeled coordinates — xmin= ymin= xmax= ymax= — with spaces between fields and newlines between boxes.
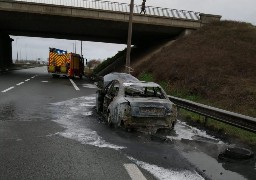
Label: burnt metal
xmin=96 ymin=73 xmax=177 ymax=133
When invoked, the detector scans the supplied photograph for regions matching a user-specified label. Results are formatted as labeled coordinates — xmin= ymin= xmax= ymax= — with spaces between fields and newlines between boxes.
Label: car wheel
xmin=171 ymin=121 xmax=175 ymax=129
xmin=219 ymin=146 xmax=254 ymax=160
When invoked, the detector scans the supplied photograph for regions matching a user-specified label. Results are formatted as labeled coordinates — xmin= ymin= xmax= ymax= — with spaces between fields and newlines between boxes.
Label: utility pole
xmin=75 ymin=41 xmax=77 ymax=53
xmin=126 ymin=0 xmax=134 ymax=74
xmin=16 ymin=38 xmax=19 ymax=61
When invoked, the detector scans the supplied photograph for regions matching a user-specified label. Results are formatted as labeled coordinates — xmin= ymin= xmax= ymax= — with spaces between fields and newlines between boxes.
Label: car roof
xmin=123 ymin=81 xmax=160 ymax=88
xmin=103 ymin=73 xmax=139 ymax=87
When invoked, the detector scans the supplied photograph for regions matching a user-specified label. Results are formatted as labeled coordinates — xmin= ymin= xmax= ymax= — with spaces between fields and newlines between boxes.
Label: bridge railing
xmin=14 ymin=0 xmax=200 ymax=20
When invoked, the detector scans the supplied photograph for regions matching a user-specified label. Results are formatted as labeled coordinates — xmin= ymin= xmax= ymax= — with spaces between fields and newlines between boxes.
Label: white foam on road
xmin=128 ymin=156 xmax=204 ymax=180
xmin=82 ymin=84 xmax=97 ymax=89
xmin=50 ymin=96 xmax=208 ymax=179
xmin=51 ymin=96 xmax=125 ymax=150
xmin=167 ymin=120 xmax=222 ymax=144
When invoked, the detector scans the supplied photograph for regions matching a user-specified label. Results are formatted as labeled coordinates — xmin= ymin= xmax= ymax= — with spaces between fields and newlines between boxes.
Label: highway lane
xmin=1 ymin=67 xmax=148 ymax=180
xmin=0 ymin=67 xmax=255 ymax=180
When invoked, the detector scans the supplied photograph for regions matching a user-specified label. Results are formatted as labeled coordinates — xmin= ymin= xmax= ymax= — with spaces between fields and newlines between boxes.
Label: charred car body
xmin=96 ymin=73 xmax=177 ymax=133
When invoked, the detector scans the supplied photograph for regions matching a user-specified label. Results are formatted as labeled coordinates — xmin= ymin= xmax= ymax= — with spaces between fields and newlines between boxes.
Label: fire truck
xmin=48 ymin=48 xmax=84 ymax=78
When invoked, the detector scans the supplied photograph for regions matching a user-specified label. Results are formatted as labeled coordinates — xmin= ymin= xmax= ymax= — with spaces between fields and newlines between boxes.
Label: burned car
xmin=96 ymin=73 xmax=177 ymax=133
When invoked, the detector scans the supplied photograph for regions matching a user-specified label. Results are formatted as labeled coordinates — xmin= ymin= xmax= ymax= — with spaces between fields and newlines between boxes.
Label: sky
xmin=11 ymin=0 xmax=256 ymax=62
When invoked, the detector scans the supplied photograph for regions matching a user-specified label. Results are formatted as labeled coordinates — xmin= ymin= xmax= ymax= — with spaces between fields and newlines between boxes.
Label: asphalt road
xmin=0 ymin=67 xmax=255 ymax=180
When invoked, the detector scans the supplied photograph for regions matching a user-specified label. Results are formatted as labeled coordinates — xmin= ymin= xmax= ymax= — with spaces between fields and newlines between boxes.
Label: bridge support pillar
xmin=0 ymin=34 xmax=13 ymax=70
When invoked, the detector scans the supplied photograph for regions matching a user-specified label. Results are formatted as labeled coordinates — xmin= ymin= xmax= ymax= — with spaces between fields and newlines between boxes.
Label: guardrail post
xmin=176 ymin=107 xmax=181 ymax=120
xmin=204 ymin=116 xmax=208 ymax=126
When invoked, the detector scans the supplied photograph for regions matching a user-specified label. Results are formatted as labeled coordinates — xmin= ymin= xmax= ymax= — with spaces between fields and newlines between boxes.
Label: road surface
xmin=0 ymin=67 xmax=255 ymax=180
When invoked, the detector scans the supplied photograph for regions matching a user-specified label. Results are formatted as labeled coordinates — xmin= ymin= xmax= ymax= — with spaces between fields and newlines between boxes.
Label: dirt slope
xmin=133 ymin=21 xmax=256 ymax=117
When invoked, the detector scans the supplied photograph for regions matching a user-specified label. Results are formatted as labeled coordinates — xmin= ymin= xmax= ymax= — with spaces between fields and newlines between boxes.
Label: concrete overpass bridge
xmin=0 ymin=0 xmax=221 ymax=69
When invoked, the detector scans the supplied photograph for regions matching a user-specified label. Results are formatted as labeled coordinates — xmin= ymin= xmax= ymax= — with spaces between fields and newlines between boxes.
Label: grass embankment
xmin=134 ymin=21 xmax=256 ymax=118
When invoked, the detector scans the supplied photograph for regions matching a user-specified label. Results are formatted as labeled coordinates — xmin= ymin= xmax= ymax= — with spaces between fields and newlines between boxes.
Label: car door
xmin=103 ymin=81 xmax=118 ymax=114
xmin=103 ymin=81 xmax=121 ymax=122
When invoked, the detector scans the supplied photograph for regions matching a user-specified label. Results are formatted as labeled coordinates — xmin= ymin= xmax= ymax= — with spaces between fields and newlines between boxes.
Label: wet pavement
xmin=0 ymin=67 xmax=255 ymax=180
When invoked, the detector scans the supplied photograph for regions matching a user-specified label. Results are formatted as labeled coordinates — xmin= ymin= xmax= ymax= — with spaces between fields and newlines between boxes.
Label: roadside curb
xmin=0 ymin=65 xmax=46 ymax=74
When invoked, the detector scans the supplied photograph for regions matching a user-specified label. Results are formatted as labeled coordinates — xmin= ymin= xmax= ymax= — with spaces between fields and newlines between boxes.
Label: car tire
xmin=219 ymin=146 xmax=254 ymax=160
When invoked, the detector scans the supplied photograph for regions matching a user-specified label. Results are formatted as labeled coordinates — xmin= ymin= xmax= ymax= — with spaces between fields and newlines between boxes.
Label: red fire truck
xmin=48 ymin=48 xmax=84 ymax=78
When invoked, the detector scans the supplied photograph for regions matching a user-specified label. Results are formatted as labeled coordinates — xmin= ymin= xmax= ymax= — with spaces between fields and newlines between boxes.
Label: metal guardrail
xmin=13 ymin=0 xmax=200 ymax=20
xmin=168 ymin=96 xmax=256 ymax=133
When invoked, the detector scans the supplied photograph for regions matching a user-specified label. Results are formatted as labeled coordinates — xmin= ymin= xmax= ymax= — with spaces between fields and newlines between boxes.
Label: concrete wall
xmin=0 ymin=34 xmax=13 ymax=69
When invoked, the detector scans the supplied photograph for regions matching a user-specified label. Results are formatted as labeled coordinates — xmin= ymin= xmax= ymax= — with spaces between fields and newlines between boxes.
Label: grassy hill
xmin=133 ymin=21 xmax=256 ymax=117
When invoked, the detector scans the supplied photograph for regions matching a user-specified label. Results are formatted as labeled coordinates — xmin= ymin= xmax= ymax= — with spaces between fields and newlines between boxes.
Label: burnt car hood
xmin=124 ymin=97 xmax=172 ymax=117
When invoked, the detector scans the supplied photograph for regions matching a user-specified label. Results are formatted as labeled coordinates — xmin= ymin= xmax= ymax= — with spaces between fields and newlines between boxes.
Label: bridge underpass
xmin=0 ymin=0 xmax=221 ymax=69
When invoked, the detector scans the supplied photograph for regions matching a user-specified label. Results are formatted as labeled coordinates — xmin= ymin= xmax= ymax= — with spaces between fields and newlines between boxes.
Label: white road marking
xmin=1 ymin=86 xmax=14 ymax=93
xmin=16 ymin=82 xmax=24 ymax=86
xmin=41 ymin=81 xmax=48 ymax=83
xmin=124 ymin=164 xmax=147 ymax=180
xmin=69 ymin=79 xmax=80 ymax=91
xmin=1 ymin=75 xmax=37 ymax=93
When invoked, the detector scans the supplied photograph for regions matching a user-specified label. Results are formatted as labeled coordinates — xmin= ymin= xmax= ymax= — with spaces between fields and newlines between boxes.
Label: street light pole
xmin=126 ymin=0 xmax=134 ymax=74
xmin=75 ymin=41 xmax=77 ymax=53
xmin=16 ymin=38 xmax=19 ymax=61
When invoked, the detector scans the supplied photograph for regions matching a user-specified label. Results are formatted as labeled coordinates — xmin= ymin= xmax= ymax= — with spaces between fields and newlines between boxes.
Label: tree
xmin=87 ymin=59 xmax=101 ymax=69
